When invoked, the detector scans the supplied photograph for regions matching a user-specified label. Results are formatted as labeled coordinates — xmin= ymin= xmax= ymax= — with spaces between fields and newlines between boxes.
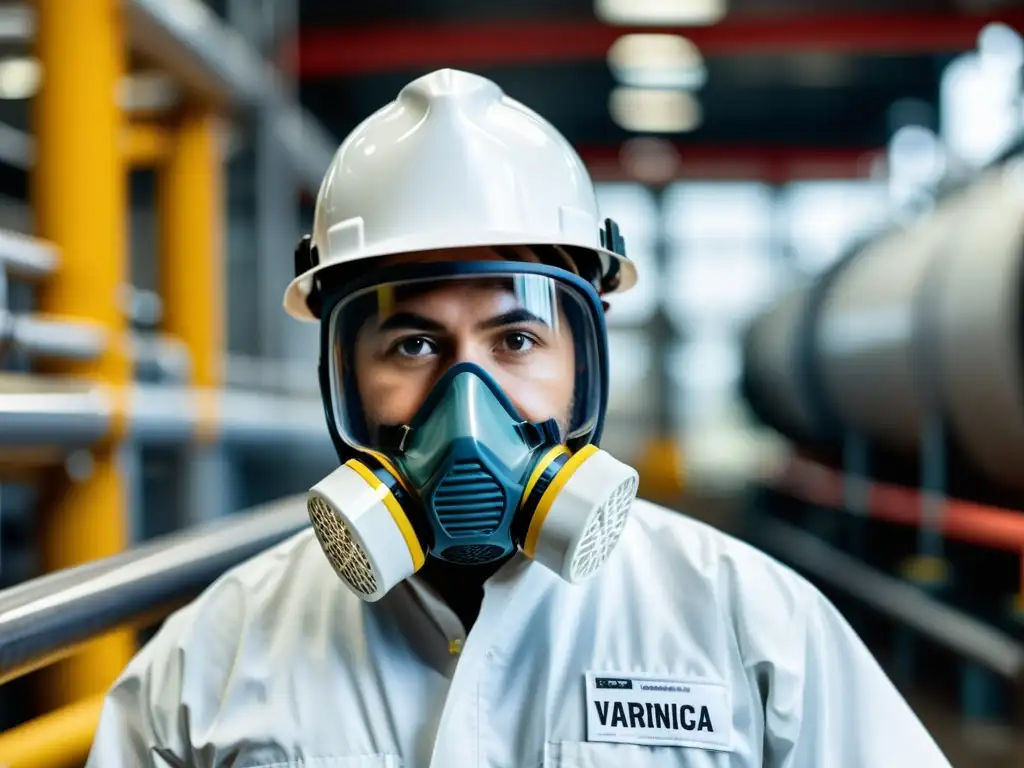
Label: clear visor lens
xmin=328 ymin=273 xmax=601 ymax=451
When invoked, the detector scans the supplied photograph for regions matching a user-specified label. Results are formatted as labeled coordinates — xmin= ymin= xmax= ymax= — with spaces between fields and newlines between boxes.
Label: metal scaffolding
xmin=0 ymin=0 xmax=338 ymax=748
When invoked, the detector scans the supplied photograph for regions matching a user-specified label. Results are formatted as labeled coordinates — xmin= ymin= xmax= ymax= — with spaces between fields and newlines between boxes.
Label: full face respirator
xmin=304 ymin=261 xmax=640 ymax=602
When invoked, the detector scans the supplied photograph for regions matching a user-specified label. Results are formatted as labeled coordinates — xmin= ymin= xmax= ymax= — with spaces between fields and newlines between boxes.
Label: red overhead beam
xmin=580 ymin=143 xmax=882 ymax=184
xmin=297 ymin=12 xmax=1024 ymax=77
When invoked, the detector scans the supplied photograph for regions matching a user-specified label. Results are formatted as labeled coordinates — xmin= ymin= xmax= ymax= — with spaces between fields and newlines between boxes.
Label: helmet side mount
xmin=598 ymin=218 xmax=627 ymax=294
xmin=295 ymin=234 xmax=323 ymax=317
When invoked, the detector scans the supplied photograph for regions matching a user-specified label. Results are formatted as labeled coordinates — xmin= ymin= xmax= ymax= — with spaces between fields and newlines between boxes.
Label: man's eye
xmin=502 ymin=332 xmax=536 ymax=353
xmin=395 ymin=337 xmax=436 ymax=357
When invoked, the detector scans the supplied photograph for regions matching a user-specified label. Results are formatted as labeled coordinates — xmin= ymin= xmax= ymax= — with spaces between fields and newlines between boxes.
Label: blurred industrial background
xmin=0 ymin=0 xmax=1022 ymax=766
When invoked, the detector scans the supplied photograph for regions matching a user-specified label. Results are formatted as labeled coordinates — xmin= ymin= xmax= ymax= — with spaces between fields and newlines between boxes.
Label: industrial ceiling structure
xmin=0 ymin=0 xmax=1013 ymax=195
xmin=290 ymin=0 xmax=1024 ymax=183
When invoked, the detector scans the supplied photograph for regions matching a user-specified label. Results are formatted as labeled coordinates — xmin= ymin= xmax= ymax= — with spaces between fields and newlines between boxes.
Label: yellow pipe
xmin=159 ymin=107 xmax=224 ymax=442
xmin=0 ymin=693 xmax=105 ymax=768
xmin=124 ymin=123 xmax=171 ymax=167
xmin=31 ymin=0 xmax=134 ymax=707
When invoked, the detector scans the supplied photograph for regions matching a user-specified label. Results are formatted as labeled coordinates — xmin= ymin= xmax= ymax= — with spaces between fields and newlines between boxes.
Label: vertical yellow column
xmin=159 ymin=107 xmax=224 ymax=399
xmin=31 ymin=0 xmax=134 ymax=707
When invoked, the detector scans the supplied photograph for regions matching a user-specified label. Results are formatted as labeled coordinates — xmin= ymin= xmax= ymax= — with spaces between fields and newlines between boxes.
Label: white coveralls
xmin=86 ymin=499 xmax=951 ymax=767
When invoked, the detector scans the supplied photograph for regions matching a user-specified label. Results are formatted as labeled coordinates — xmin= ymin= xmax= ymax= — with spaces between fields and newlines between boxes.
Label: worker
xmin=86 ymin=69 xmax=951 ymax=767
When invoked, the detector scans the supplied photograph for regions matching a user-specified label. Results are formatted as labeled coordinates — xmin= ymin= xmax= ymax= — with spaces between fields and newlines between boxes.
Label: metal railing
xmin=0 ymin=0 xmax=340 ymax=761
xmin=0 ymin=496 xmax=310 ymax=768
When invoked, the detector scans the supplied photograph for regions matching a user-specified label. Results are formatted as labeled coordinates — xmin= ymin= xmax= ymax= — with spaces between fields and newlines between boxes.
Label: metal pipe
xmin=217 ymin=389 xmax=330 ymax=449
xmin=0 ymin=379 xmax=332 ymax=451
xmin=751 ymin=516 xmax=1024 ymax=681
xmin=0 ymin=261 xmax=7 ymax=316
xmin=124 ymin=285 xmax=163 ymax=328
xmin=224 ymin=353 xmax=320 ymax=395
xmin=32 ymin=0 xmax=134 ymax=706
xmin=0 ymin=496 xmax=308 ymax=686
xmin=0 ymin=121 xmax=33 ymax=172
xmin=127 ymin=385 xmax=331 ymax=452
xmin=0 ymin=376 xmax=111 ymax=447
xmin=0 ymin=311 xmax=107 ymax=362
xmin=0 ymin=230 xmax=58 ymax=280
xmin=0 ymin=314 xmax=189 ymax=376
xmin=129 ymin=332 xmax=191 ymax=383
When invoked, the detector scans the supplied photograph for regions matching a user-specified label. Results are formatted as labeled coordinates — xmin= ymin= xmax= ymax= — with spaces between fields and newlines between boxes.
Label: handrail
xmin=0 ymin=495 xmax=309 ymax=685
xmin=750 ymin=516 xmax=1024 ymax=682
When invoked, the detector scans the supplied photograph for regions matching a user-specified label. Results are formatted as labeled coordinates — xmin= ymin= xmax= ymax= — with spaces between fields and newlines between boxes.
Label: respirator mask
xmin=306 ymin=262 xmax=639 ymax=602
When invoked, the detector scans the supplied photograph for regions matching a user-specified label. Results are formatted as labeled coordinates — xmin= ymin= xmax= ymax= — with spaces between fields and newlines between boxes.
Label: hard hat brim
xmin=282 ymin=233 xmax=637 ymax=322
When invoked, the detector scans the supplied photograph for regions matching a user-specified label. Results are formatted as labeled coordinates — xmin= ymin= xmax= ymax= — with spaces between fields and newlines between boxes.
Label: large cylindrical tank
xmin=740 ymin=283 xmax=819 ymax=441
xmin=921 ymin=161 xmax=1024 ymax=489
xmin=742 ymin=157 xmax=1024 ymax=491
xmin=813 ymin=190 xmax=972 ymax=452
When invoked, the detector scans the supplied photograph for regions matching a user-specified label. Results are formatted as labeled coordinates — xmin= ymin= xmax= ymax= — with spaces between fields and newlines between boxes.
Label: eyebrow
xmin=375 ymin=308 xmax=550 ymax=334
xmin=475 ymin=308 xmax=550 ymax=330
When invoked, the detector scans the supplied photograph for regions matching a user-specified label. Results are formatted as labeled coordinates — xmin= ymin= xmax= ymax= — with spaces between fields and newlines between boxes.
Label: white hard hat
xmin=283 ymin=68 xmax=637 ymax=321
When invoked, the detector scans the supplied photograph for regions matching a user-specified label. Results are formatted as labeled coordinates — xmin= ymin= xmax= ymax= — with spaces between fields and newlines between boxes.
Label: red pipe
xmin=771 ymin=456 xmax=1024 ymax=552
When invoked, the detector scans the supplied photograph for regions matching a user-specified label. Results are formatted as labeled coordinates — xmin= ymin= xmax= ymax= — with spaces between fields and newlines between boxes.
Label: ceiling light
xmin=0 ymin=57 xmax=40 ymax=100
xmin=610 ymin=87 xmax=703 ymax=133
xmin=608 ymin=34 xmax=706 ymax=89
xmin=595 ymin=0 xmax=727 ymax=26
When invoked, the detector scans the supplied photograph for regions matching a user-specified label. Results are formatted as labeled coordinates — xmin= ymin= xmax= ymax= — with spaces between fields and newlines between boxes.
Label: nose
xmin=451 ymin=337 xmax=489 ymax=369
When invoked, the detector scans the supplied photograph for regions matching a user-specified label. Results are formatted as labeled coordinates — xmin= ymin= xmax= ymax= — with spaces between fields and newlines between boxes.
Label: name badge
xmin=584 ymin=672 xmax=733 ymax=752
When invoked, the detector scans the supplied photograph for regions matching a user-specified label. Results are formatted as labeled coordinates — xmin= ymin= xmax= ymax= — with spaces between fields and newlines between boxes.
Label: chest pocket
xmin=545 ymin=741 xmax=734 ymax=767
xmin=238 ymin=755 xmax=401 ymax=768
